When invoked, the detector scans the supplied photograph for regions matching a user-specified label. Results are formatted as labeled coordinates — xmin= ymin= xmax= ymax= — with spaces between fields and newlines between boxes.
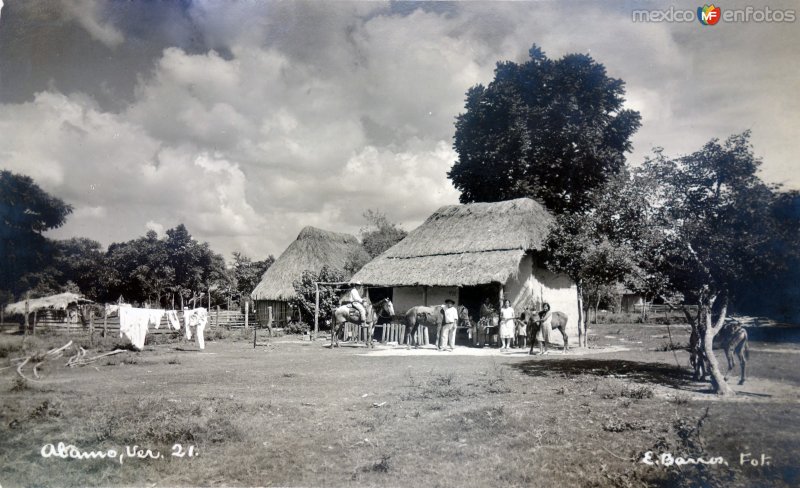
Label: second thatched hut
xmin=250 ymin=226 xmax=369 ymax=328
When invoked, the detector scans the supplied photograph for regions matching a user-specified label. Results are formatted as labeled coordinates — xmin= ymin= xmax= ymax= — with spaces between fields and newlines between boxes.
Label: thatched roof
xmin=5 ymin=292 xmax=93 ymax=315
xmin=351 ymin=198 xmax=554 ymax=287
xmin=251 ymin=226 xmax=368 ymax=301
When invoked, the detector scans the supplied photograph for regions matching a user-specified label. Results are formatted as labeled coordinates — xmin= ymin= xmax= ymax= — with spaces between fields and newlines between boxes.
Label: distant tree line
xmin=0 ymin=170 xmax=274 ymax=308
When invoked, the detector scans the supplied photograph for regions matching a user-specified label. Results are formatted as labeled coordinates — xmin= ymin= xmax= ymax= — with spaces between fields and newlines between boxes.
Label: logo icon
xmin=698 ymin=4 xmax=721 ymax=25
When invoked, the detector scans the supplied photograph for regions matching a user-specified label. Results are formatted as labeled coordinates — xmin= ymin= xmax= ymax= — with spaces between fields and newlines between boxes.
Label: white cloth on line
xmin=183 ymin=308 xmax=208 ymax=350
xmin=119 ymin=307 xmax=165 ymax=350
xmin=166 ymin=310 xmax=181 ymax=330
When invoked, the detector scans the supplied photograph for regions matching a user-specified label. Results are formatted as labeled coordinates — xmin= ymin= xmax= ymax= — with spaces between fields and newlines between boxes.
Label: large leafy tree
xmin=103 ymin=225 xmax=228 ymax=307
xmin=290 ymin=266 xmax=346 ymax=328
xmin=638 ymin=132 xmax=782 ymax=395
xmin=232 ymin=251 xmax=275 ymax=301
xmin=53 ymin=237 xmax=110 ymax=301
xmin=360 ymin=209 xmax=407 ymax=259
xmin=545 ymin=172 xmax=652 ymax=346
xmin=0 ymin=170 xmax=73 ymax=299
xmin=449 ymin=45 xmax=641 ymax=214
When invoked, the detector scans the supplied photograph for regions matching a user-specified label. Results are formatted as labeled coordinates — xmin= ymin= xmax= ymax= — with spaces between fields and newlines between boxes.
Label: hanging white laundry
xmin=105 ymin=303 xmax=131 ymax=316
xmin=166 ymin=310 xmax=181 ymax=331
xmin=183 ymin=308 xmax=208 ymax=350
xmin=119 ymin=307 xmax=165 ymax=350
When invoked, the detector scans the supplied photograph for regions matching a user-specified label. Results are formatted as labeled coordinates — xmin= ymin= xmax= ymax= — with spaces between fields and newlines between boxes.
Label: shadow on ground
xmin=511 ymin=358 xmax=695 ymax=388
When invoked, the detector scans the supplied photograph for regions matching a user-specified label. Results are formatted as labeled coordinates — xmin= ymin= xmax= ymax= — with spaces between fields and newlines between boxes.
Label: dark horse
xmin=405 ymin=305 xmax=470 ymax=348
xmin=521 ymin=307 xmax=570 ymax=355
xmin=331 ymin=297 xmax=394 ymax=349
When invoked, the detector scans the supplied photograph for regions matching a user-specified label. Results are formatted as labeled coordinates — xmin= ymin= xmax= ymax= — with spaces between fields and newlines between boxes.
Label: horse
xmin=404 ymin=305 xmax=470 ymax=348
xmin=522 ymin=309 xmax=570 ymax=355
xmin=404 ymin=305 xmax=443 ymax=348
xmin=719 ymin=320 xmax=749 ymax=385
xmin=331 ymin=297 xmax=394 ymax=349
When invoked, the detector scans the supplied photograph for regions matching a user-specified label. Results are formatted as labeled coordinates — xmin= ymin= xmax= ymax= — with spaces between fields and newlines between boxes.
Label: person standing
xmin=499 ymin=299 xmax=515 ymax=350
xmin=536 ymin=303 xmax=553 ymax=354
xmin=475 ymin=297 xmax=495 ymax=347
xmin=439 ymin=299 xmax=458 ymax=351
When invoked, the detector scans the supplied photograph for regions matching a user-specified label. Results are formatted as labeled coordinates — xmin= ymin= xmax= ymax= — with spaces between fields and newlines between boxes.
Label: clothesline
xmin=117 ymin=306 xmax=208 ymax=351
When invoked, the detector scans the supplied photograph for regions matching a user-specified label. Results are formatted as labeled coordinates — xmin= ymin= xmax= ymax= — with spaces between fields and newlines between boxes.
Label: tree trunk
xmin=576 ymin=282 xmax=586 ymax=347
xmin=594 ymin=295 xmax=601 ymax=325
xmin=703 ymin=299 xmax=733 ymax=395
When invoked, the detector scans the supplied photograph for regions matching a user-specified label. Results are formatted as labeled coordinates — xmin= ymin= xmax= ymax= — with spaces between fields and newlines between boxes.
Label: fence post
xmin=216 ymin=306 xmax=220 ymax=329
xmin=268 ymin=306 xmax=273 ymax=339
xmin=89 ymin=310 xmax=95 ymax=346
xmin=244 ymin=301 xmax=249 ymax=329
xmin=314 ymin=283 xmax=319 ymax=341
xmin=23 ymin=296 xmax=30 ymax=341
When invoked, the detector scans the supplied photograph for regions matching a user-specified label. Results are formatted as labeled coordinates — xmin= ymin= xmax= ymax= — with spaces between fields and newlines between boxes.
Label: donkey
xmin=720 ymin=320 xmax=749 ymax=385
xmin=522 ymin=307 xmax=570 ymax=355
xmin=690 ymin=320 xmax=750 ymax=385
xmin=331 ymin=297 xmax=394 ymax=349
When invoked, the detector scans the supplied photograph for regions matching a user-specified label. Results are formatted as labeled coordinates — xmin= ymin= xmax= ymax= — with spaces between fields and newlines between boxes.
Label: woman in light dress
xmin=499 ymin=299 xmax=515 ymax=350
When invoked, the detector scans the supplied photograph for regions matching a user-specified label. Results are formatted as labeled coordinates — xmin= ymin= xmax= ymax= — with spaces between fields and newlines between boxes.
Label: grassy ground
xmin=1 ymin=323 xmax=798 ymax=487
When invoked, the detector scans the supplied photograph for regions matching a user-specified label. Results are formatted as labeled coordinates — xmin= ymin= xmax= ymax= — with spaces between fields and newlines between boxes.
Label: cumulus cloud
xmin=0 ymin=1 xmax=797 ymax=262
xmin=61 ymin=0 xmax=124 ymax=48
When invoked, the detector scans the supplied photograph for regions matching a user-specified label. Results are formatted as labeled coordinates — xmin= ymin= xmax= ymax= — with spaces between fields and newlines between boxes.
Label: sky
xmin=0 ymin=0 xmax=798 ymax=262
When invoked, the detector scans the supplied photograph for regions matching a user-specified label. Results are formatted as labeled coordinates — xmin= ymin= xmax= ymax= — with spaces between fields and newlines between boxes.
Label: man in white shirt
xmin=439 ymin=299 xmax=458 ymax=351
xmin=342 ymin=282 xmax=366 ymax=325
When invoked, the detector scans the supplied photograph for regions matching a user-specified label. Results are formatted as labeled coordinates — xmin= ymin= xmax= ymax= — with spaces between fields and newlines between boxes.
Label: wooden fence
xmin=1 ymin=307 xmax=261 ymax=334
xmin=634 ymin=304 xmax=699 ymax=314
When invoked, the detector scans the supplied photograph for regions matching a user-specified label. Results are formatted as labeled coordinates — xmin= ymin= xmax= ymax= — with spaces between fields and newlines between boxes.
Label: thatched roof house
xmin=352 ymin=198 xmax=580 ymax=345
xmin=4 ymin=292 xmax=92 ymax=315
xmin=353 ymin=198 xmax=554 ymax=287
xmin=250 ymin=226 xmax=369 ymax=326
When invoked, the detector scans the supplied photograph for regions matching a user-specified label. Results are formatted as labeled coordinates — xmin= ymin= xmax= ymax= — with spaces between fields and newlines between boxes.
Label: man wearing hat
xmin=439 ymin=299 xmax=458 ymax=351
xmin=342 ymin=282 xmax=366 ymax=325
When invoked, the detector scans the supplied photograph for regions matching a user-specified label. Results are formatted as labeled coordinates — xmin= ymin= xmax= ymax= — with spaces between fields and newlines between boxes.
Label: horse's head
xmin=458 ymin=305 xmax=470 ymax=324
xmin=372 ymin=297 xmax=395 ymax=318
xmin=384 ymin=298 xmax=395 ymax=317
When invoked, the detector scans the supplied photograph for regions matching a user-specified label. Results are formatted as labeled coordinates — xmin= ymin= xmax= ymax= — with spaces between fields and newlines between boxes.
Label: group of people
xmin=478 ymin=298 xmax=553 ymax=350
xmin=339 ymin=283 xmax=556 ymax=351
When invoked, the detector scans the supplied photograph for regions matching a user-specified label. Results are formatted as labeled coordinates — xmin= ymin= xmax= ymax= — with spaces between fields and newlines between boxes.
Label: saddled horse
xmin=522 ymin=309 xmax=570 ymax=355
xmin=331 ymin=297 xmax=394 ymax=349
xmin=405 ymin=305 xmax=470 ymax=348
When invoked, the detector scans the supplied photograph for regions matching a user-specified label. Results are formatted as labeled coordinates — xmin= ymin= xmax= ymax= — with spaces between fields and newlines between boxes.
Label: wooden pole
xmin=314 ymin=283 xmax=320 ymax=341
xmin=32 ymin=309 xmax=38 ymax=336
xmin=267 ymin=306 xmax=273 ymax=339
xmin=24 ymin=295 xmax=30 ymax=339
xmin=216 ymin=305 xmax=220 ymax=329
xmin=103 ymin=306 xmax=108 ymax=338
xmin=89 ymin=309 xmax=95 ymax=346
xmin=244 ymin=300 xmax=249 ymax=329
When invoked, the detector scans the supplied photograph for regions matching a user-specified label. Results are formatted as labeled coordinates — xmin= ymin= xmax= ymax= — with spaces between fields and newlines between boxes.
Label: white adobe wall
xmin=392 ymin=286 xmax=459 ymax=314
xmin=427 ymin=287 xmax=458 ymax=308
xmin=393 ymin=287 xmax=423 ymax=315
xmin=503 ymin=254 xmax=580 ymax=346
